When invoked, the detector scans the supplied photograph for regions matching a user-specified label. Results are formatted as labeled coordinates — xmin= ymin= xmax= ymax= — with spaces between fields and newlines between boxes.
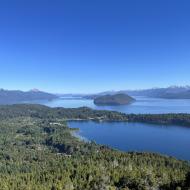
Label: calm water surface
xmin=26 ymin=97 xmax=190 ymax=160
xmin=69 ymin=121 xmax=190 ymax=160
xmin=28 ymin=96 xmax=190 ymax=114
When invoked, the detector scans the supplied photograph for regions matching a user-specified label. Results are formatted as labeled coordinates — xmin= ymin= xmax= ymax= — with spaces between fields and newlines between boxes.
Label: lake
xmin=26 ymin=96 xmax=190 ymax=160
xmin=29 ymin=96 xmax=190 ymax=114
xmin=69 ymin=121 xmax=190 ymax=160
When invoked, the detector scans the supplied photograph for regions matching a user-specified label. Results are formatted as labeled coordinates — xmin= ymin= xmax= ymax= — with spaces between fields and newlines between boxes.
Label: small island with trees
xmin=94 ymin=93 xmax=136 ymax=106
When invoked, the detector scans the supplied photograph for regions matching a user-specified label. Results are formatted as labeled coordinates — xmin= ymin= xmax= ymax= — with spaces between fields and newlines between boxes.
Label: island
xmin=94 ymin=93 xmax=136 ymax=106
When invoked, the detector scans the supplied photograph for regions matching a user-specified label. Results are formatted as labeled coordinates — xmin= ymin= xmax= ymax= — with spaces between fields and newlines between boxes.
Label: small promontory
xmin=94 ymin=93 xmax=135 ymax=106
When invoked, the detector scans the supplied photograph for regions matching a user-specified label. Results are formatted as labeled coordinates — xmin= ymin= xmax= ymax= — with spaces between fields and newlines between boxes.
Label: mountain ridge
xmin=82 ymin=86 xmax=190 ymax=100
xmin=0 ymin=89 xmax=58 ymax=104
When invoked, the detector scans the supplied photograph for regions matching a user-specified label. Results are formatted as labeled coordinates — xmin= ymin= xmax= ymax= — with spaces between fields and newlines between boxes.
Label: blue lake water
xmin=69 ymin=121 xmax=190 ymax=160
xmin=27 ymin=96 xmax=190 ymax=114
xmin=26 ymin=96 xmax=190 ymax=160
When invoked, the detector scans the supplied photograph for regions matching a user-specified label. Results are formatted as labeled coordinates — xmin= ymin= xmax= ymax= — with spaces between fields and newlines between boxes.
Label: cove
xmin=69 ymin=121 xmax=190 ymax=160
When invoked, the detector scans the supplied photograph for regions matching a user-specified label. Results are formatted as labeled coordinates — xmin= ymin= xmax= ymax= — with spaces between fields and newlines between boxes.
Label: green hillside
xmin=0 ymin=105 xmax=189 ymax=189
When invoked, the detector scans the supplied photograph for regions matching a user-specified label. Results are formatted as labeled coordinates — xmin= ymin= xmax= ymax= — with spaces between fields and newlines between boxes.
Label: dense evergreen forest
xmin=0 ymin=104 xmax=190 ymax=189
xmin=1 ymin=104 xmax=190 ymax=126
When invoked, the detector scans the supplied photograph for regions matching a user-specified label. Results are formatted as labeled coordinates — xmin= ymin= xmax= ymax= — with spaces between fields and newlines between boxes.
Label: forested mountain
xmin=0 ymin=89 xmax=58 ymax=104
xmin=0 ymin=104 xmax=189 ymax=189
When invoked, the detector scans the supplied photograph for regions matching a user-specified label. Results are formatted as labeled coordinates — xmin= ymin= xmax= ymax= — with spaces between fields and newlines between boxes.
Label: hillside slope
xmin=0 ymin=104 xmax=189 ymax=189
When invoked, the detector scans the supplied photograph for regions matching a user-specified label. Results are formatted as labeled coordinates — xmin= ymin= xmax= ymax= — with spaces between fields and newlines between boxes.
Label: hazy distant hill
xmin=83 ymin=86 xmax=190 ymax=100
xmin=0 ymin=89 xmax=58 ymax=104
xmin=94 ymin=93 xmax=135 ymax=106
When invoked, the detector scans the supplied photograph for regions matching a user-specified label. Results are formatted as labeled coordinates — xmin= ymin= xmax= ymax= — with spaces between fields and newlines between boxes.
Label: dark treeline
xmin=1 ymin=104 xmax=190 ymax=127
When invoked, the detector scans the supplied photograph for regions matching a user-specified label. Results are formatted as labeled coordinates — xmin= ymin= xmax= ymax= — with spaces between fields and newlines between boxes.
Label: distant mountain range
xmin=0 ymin=89 xmax=58 ymax=104
xmin=1 ymin=85 xmax=190 ymax=105
xmin=126 ymin=86 xmax=190 ymax=99
xmin=83 ymin=86 xmax=190 ymax=100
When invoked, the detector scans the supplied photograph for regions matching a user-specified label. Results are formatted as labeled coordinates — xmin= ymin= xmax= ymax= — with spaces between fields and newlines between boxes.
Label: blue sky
xmin=0 ymin=0 xmax=190 ymax=93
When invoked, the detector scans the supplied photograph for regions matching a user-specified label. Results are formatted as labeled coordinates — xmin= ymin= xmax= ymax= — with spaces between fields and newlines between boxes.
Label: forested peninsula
xmin=0 ymin=104 xmax=189 ymax=190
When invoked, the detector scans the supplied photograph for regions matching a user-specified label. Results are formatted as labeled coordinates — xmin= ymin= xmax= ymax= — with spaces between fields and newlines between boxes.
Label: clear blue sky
xmin=0 ymin=0 xmax=190 ymax=93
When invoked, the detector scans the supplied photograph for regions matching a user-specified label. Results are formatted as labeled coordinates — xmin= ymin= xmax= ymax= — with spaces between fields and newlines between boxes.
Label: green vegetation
xmin=94 ymin=94 xmax=135 ymax=106
xmin=0 ymin=104 xmax=189 ymax=189
xmin=1 ymin=104 xmax=190 ymax=126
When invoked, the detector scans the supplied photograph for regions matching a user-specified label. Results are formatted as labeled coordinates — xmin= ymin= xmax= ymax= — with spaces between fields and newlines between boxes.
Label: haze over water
xmin=29 ymin=96 xmax=190 ymax=114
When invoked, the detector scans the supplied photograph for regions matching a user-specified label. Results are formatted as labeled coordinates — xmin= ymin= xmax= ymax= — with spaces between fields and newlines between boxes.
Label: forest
xmin=0 ymin=104 xmax=189 ymax=189
xmin=1 ymin=104 xmax=190 ymax=127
